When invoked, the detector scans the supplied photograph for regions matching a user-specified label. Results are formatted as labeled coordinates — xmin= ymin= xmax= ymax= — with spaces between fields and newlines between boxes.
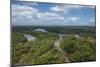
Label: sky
xmin=11 ymin=1 xmax=96 ymax=26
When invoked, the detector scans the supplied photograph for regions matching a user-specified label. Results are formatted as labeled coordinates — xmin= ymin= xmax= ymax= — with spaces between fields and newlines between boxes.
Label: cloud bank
xmin=11 ymin=2 xmax=95 ymax=26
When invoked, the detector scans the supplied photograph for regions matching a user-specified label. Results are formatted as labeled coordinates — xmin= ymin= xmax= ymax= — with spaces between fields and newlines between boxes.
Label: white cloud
xmin=37 ymin=12 xmax=64 ymax=20
xmin=11 ymin=3 xmax=95 ymax=26
xmin=12 ymin=4 xmax=38 ymax=19
xmin=37 ymin=12 xmax=59 ymax=18
xmin=12 ymin=4 xmax=65 ymax=25
xmin=88 ymin=18 xmax=95 ymax=26
xmin=50 ymin=6 xmax=66 ymax=12
xmin=50 ymin=5 xmax=83 ymax=13
xmin=89 ymin=18 xmax=95 ymax=22
xmin=12 ymin=4 xmax=39 ymax=25
xmin=68 ymin=17 xmax=80 ymax=21
xmin=12 ymin=4 xmax=64 ymax=20
xmin=12 ymin=4 xmax=37 ymax=11
xmin=89 ymin=18 xmax=95 ymax=26
xmin=51 ymin=4 xmax=95 ymax=13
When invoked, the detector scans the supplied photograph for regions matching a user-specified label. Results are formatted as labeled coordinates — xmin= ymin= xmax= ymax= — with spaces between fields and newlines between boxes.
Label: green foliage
xmin=32 ymin=49 xmax=65 ymax=64
xmin=12 ymin=26 xmax=96 ymax=65
xmin=61 ymin=36 xmax=78 ymax=53
xmin=60 ymin=35 xmax=96 ymax=62
xmin=12 ymin=32 xmax=59 ymax=65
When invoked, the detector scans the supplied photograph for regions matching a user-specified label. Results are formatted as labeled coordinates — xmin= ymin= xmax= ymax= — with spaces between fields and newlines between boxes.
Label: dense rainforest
xmin=11 ymin=26 xmax=96 ymax=66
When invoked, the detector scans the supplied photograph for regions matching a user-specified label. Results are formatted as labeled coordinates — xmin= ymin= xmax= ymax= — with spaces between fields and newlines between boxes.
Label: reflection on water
xmin=24 ymin=34 xmax=36 ymax=41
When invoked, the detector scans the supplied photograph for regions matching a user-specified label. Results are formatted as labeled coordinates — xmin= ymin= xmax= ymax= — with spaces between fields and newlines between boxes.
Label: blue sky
xmin=11 ymin=1 xmax=96 ymax=26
